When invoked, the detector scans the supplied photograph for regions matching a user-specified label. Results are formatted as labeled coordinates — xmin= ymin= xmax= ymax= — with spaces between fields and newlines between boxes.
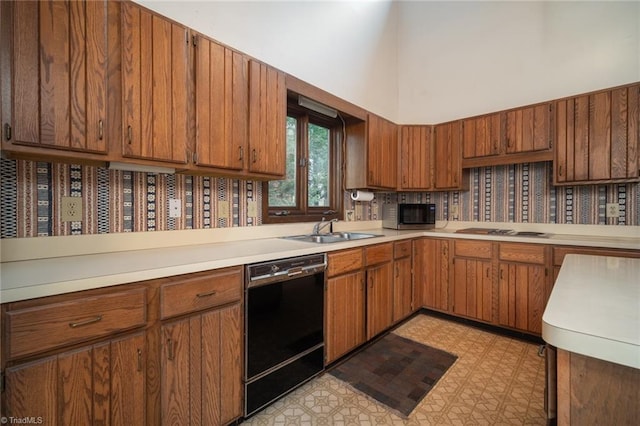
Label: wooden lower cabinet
xmin=393 ymin=254 xmax=413 ymax=323
xmin=497 ymin=262 xmax=545 ymax=334
xmin=325 ymin=271 xmax=366 ymax=364
xmin=414 ymin=238 xmax=450 ymax=312
xmin=5 ymin=332 xmax=146 ymax=425
xmin=557 ymin=349 xmax=640 ymax=426
xmin=366 ymin=261 xmax=394 ymax=340
xmin=452 ymin=240 xmax=495 ymax=323
xmin=161 ymin=303 xmax=242 ymax=426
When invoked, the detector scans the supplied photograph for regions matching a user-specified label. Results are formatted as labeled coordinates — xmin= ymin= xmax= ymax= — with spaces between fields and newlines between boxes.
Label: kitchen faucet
xmin=312 ymin=218 xmax=338 ymax=235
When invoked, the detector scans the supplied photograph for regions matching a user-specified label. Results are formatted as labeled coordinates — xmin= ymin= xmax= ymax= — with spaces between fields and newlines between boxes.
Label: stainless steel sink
xmin=282 ymin=232 xmax=381 ymax=244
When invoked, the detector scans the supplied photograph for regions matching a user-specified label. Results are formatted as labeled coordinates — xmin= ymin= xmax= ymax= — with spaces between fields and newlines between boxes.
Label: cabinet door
xmin=5 ymin=332 xmax=146 ymax=425
xmin=453 ymin=258 xmax=493 ymax=322
xmin=367 ymin=114 xmax=398 ymax=189
xmin=121 ymin=2 xmax=189 ymax=164
xmin=433 ymin=121 xmax=463 ymax=190
xmin=248 ymin=60 xmax=286 ymax=176
xmin=161 ymin=304 xmax=242 ymax=425
xmin=555 ymin=84 xmax=640 ymax=184
xmin=4 ymin=0 xmax=108 ymax=153
xmin=326 ymin=271 xmax=366 ymax=364
xmin=505 ymin=103 xmax=553 ymax=154
xmin=195 ymin=35 xmax=248 ymax=171
xmin=498 ymin=263 xmax=545 ymax=334
xmin=366 ymin=262 xmax=394 ymax=339
xmin=417 ymin=238 xmax=450 ymax=312
xmin=462 ymin=113 xmax=502 ymax=159
xmin=399 ymin=125 xmax=432 ymax=190
xmin=393 ymin=256 xmax=413 ymax=323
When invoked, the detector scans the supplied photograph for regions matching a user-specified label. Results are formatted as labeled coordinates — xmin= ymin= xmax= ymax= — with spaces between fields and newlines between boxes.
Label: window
xmin=264 ymin=105 xmax=342 ymax=223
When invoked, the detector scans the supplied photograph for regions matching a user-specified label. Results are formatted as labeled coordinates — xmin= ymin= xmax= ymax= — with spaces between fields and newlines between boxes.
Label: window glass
xmin=268 ymin=116 xmax=298 ymax=207
xmin=308 ymin=123 xmax=330 ymax=207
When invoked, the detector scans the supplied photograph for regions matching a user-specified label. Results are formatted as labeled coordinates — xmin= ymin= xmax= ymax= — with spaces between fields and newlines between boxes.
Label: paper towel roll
xmin=350 ymin=190 xmax=374 ymax=202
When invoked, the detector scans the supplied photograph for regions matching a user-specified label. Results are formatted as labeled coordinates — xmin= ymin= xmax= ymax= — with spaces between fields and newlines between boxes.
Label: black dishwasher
xmin=244 ymin=253 xmax=326 ymax=417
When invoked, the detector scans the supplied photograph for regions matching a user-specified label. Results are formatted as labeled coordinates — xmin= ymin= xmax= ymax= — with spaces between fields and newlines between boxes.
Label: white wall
xmin=136 ymin=0 xmax=399 ymax=121
xmin=398 ymin=1 xmax=640 ymax=123
xmin=137 ymin=1 xmax=639 ymax=124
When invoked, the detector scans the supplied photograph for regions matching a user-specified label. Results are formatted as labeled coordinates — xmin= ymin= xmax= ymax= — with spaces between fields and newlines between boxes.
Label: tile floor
xmin=241 ymin=314 xmax=547 ymax=425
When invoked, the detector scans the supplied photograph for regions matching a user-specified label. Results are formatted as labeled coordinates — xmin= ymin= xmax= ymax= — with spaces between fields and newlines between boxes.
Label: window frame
xmin=262 ymin=104 xmax=343 ymax=224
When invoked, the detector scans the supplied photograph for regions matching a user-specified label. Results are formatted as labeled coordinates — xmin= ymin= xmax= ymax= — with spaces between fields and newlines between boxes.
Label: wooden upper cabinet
xmin=462 ymin=113 xmax=502 ymax=159
xmin=121 ymin=2 xmax=189 ymax=164
xmin=398 ymin=125 xmax=432 ymax=191
xmin=248 ymin=60 xmax=286 ymax=176
xmin=367 ymin=114 xmax=398 ymax=189
xmin=433 ymin=120 xmax=465 ymax=190
xmin=462 ymin=104 xmax=554 ymax=167
xmin=505 ymin=103 xmax=553 ymax=155
xmin=2 ymin=0 xmax=109 ymax=155
xmin=194 ymin=34 xmax=249 ymax=171
xmin=345 ymin=114 xmax=397 ymax=190
xmin=555 ymin=83 xmax=640 ymax=185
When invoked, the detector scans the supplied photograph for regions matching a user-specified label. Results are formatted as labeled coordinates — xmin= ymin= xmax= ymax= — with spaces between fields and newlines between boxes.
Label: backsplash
xmin=0 ymin=159 xmax=638 ymax=238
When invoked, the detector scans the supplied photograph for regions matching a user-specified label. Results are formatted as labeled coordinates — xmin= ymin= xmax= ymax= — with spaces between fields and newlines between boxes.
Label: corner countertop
xmin=542 ymin=254 xmax=640 ymax=369
xmin=1 ymin=221 xmax=639 ymax=304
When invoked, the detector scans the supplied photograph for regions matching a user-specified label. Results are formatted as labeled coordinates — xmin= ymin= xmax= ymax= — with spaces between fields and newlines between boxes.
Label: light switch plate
xmin=169 ymin=198 xmax=181 ymax=218
xmin=247 ymin=201 xmax=258 ymax=217
xmin=450 ymin=204 xmax=459 ymax=219
xmin=605 ymin=203 xmax=619 ymax=218
xmin=61 ymin=196 xmax=83 ymax=222
xmin=345 ymin=209 xmax=355 ymax=222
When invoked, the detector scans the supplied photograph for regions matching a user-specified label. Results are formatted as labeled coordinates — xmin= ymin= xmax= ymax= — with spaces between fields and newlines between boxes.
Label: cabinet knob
xmin=69 ymin=315 xmax=102 ymax=328
xmin=137 ymin=349 xmax=143 ymax=372
xmin=252 ymin=148 xmax=257 ymax=163
xmin=3 ymin=123 xmax=11 ymax=141
xmin=167 ymin=338 xmax=175 ymax=360
xmin=127 ymin=126 xmax=132 ymax=144
xmin=239 ymin=146 xmax=244 ymax=162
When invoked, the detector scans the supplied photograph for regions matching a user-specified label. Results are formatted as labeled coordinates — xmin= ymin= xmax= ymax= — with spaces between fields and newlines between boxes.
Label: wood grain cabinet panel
xmin=453 ymin=257 xmax=494 ymax=322
xmin=327 ymin=248 xmax=363 ymax=277
xmin=160 ymin=267 xmax=242 ymax=319
xmin=392 ymin=241 xmax=413 ymax=323
xmin=325 ymin=271 xmax=366 ymax=364
xmin=6 ymin=288 xmax=147 ymax=359
xmin=414 ymin=238 xmax=450 ymax=313
xmin=1 ymin=0 xmax=109 ymax=155
xmin=194 ymin=34 xmax=249 ymax=171
xmin=161 ymin=303 xmax=242 ymax=426
xmin=433 ymin=121 xmax=465 ymax=190
xmin=366 ymin=261 xmax=394 ymax=340
xmin=345 ymin=114 xmax=398 ymax=190
xmin=555 ymin=83 xmax=639 ymax=185
xmin=121 ymin=1 xmax=189 ymax=164
xmin=498 ymin=262 xmax=545 ymax=334
xmin=505 ymin=103 xmax=553 ymax=155
xmin=462 ymin=113 xmax=503 ymax=159
xmin=398 ymin=125 xmax=432 ymax=191
xmin=248 ymin=60 xmax=286 ymax=177
xmin=5 ymin=332 xmax=146 ymax=425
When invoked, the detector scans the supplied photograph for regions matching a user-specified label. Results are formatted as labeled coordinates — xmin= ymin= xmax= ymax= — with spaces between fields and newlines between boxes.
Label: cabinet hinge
xmin=192 ymin=34 xmax=197 ymax=47
xmin=3 ymin=123 xmax=11 ymax=141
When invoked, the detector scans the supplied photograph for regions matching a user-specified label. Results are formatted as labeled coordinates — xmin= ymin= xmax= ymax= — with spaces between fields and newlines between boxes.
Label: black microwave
xmin=382 ymin=203 xmax=436 ymax=230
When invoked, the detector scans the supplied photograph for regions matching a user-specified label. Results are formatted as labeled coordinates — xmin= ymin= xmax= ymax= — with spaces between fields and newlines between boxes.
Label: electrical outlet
xmin=61 ymin=196 xmax=83 ymax=222
xmin=605 ymin=203 xmax=620 ymax=218
xmin=169 ymin=198 xmax=181 ymax=218
xmin=345 ymin=209 xmax=355 ymax=222
xmin=218 ymin=200 xmax=230 ymax=219
xmin=450 ymin=204 xmax=459 ymax=219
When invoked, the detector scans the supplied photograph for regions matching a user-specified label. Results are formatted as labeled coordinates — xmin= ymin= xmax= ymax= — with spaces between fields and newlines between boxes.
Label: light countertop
xmin=542 ymin=254 xmax=640 ymax=369
xmin=1 ymin=221 xmax=639 ymax=304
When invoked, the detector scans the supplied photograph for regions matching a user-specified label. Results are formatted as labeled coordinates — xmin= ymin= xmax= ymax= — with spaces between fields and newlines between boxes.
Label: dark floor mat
xmin=329 ymin=332 xmax=457 ymax=418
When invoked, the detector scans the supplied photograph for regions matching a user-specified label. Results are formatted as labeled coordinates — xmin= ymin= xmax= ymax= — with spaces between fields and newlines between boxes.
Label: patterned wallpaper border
xmin=1 ymin=159 xmax=638 ymax=238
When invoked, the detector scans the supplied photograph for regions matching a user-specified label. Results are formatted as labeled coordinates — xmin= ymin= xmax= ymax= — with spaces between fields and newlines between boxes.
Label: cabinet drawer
xmin=365 ymin=243 xmax=393 ymax=266
xmin=160 ymin=267 xmax=242 ymax=319
xmin=6 ymin=288 xmax=147 ymax=359
xmin=327 ymin=248 xmax=363 ymax=277
xmin=394 ymin=240 xmax=412 ymax=259
xmin=499 ymin=242 xmax=546 ymax=264
xmin=454 ymin=240 xmax=493 ymax=259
